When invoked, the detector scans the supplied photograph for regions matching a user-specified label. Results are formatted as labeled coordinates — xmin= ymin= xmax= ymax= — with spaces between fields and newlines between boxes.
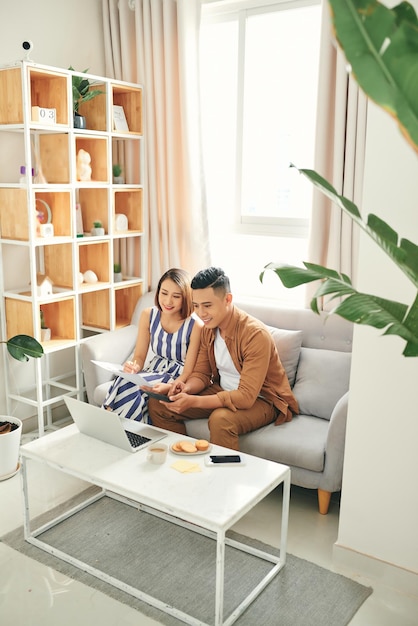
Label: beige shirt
xmin=191 ymin=306 xmax=298 ymax=424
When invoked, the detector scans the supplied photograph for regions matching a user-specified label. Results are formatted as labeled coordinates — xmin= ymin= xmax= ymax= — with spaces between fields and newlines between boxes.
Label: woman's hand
xmin=123 ymin=359 xmax=140 ymax=374
xmin=150 ymin=382 xmax=170 ymax=394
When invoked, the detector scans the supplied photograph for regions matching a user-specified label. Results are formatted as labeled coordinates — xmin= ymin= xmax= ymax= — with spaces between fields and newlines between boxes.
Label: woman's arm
xmin=176 ymin=319 xmax=203 ymax=382
xmin=123 ymin=308 xmax=151 ymax=373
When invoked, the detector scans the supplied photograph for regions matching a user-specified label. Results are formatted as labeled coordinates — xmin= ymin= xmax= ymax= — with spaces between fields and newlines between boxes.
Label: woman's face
xmin=158 ymin=278 xmax=184 ymax=315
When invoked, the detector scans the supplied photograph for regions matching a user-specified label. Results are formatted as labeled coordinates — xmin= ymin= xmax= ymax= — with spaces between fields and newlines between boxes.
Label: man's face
xmin=192 ymin=287 xmax=232 ymax=330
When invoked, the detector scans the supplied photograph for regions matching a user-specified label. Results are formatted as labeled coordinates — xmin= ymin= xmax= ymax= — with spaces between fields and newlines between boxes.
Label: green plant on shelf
xmin=112 ymin=164 xmax=122 ymax=178
xmin=69 ymin=66 xmax=104 ymax=114
xmin=114 ymin=263 xmax=122 ymax=273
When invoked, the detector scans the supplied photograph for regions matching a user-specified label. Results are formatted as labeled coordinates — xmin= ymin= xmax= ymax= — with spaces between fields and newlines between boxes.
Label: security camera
xmin=22 ymin=40 xmax=34 ymax=60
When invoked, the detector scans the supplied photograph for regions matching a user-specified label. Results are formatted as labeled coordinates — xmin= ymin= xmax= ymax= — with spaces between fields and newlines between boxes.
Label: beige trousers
xmin=148 ymin=384 xmax=276 ymax=450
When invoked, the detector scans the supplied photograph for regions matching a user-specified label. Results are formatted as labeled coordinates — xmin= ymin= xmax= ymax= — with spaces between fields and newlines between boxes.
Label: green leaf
xmin=291 ymin=165 xmax=418 ymax=288
xmin=328 ymin=0 xmax=418 ymax=153
xmin=261 ymin=263 xmax=418 ymax=355
xmin=6 ymin=335 xmax=44 ymax=362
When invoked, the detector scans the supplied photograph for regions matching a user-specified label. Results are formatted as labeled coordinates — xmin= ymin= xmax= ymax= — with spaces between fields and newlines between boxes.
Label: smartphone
xmin=209 ymin=455 xmax=241 ymax=464
xmin=143 ymin=390 xmax=173 ymax=402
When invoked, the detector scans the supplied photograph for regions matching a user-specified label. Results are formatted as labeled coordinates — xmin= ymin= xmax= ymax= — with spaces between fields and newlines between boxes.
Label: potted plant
xmin=112 ymin=163 xmax=124 ymax=184
xmin=69 ymin=66 xmax=104 ymax=129
xmin=261 ymin=0 xmax=418 ymax=358
xmin=0 ymin=335 xmax=43 ymax=479
xmin=40 ymin=309 xmax=51 ymax=342
xmin=114 ymin=262 xmax=123 ymax=283
xmin=91 ymin=220 xmax=105 ymax=236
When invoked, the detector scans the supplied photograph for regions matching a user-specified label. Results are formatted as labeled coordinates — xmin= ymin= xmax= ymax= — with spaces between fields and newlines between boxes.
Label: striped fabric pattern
xmin=102 ymin=307 xmax=195 ymax=423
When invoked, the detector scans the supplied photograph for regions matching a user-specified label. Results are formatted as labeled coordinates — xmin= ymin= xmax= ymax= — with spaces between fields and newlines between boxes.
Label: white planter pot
xmin=114 ymin=272 xmax=123 ymax=283
xmin=91 ymin=227 xmax=105 ymax=236
xmin=41 ymin=327 xmax=51 ymax=341
xmin=0 ymin=415 xmax=22 ymax=480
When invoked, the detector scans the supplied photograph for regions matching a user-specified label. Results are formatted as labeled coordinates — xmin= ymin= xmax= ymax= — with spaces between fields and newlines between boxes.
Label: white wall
xmin=0 ymin=0 xmax=105 ymax=417
xmin=0 ymin=0 xmax=104 ymax=73
xmin=336 ymin=99 xmax=418 ymax=579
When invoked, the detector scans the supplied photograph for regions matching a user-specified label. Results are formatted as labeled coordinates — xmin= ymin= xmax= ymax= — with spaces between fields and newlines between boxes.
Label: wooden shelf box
xmin=113 ymin=189 xmax=143 ymax=232
xmin=78 ymin=240 xmax=110 ymax=284
xmin=81 ymin=289 xmax=111 ymax=330
xmin=115 ymin=283 xmax=143 ymax=328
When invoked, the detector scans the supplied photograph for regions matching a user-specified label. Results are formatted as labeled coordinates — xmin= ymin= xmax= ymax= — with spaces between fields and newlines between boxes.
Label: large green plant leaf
xmin=5 ymin=335 xmax=44 ymax=362
xmin=260 ymin=262 xmax=418 ymax=356
xmin=329 ymin=0 xmax=418 ymax=152
xmin=291 ymin=165 xmax=418 ymax=289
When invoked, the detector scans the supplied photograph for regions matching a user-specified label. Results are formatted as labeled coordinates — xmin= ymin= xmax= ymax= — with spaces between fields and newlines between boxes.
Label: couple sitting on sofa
xmin=103 ymin=265 xmax=298 ymax=450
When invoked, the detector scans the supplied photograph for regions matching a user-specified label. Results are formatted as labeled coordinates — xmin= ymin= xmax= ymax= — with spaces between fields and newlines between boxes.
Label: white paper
xmin=91 ymin=360 xmax=157 ymax=387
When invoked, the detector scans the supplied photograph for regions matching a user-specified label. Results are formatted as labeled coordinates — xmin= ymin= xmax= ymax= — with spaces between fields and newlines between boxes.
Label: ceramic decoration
xmin=83 ymin=270 xmax=98 ymax=283
xmin=76 ymin=149 xmax=92 ymax=181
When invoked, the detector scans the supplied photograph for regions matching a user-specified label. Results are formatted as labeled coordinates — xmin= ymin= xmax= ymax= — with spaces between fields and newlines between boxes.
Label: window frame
xmin=201 ymin=0 xmax=322 ymax=239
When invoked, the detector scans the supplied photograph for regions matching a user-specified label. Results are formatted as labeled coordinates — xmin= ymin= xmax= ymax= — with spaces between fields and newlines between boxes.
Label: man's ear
xmin=225 ymin=292 xmax=233 ymax=305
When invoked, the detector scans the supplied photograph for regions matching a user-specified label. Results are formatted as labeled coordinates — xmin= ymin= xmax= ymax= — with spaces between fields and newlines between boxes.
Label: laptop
xmin=64 ymin=396 xmax=167 ymax=453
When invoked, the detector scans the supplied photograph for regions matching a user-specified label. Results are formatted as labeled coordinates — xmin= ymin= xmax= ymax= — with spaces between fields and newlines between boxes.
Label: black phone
xmin=209 ymin=455 xmax=241 ymax=464
xmin=143 ymin=390 xmax=173 ymax=402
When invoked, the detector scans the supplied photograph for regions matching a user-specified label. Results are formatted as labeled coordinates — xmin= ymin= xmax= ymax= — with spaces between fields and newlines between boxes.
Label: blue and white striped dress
xmin=102 ymin=307 xmax=196 ymax=423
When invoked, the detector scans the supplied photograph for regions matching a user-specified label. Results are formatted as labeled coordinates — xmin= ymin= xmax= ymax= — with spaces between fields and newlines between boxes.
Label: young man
xmin=147 ymin=267 xmax=298 ymax=450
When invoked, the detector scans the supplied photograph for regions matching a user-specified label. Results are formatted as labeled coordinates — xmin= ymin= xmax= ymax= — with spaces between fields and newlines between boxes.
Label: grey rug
xmin=2 ymin=491 xmax=372 ymax=626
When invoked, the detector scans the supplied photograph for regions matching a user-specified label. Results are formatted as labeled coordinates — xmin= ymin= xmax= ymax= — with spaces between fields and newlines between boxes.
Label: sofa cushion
xmin=185 ymin=417 xmax=329 ymax=472
xmin=93 ymin=382 xmax=111 ymax=406
xmin=292 ymin=347 xmax=351 ymax=420
xmin=266 ymin=326 xmax=303 ymax=387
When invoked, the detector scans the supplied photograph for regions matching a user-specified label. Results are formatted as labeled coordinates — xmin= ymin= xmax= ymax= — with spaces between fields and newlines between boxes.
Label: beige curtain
xmin=102 ymin=0 xmax=209 ymax=288
xmin=307 ymin=2 xmax=367 ymax=308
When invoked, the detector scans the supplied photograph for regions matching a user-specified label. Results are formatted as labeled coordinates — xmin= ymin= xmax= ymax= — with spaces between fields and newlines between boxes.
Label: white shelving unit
xmin=0 ymin=61 xmax=147 ymax=435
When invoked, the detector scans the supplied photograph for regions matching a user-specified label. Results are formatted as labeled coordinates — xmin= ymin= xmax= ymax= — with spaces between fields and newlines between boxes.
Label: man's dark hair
xmin=191 ymin=267 xmax=231 ymax=295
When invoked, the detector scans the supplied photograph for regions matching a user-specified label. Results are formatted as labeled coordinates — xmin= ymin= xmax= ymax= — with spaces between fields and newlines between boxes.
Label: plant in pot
xmin=0 ymin=335 xmax=43 ymax=479
xmin=114 ymin=262 xmax=123 ymax=283
xmin=91 ymin=220 xmax=105 ymax=236
xmin=69 ymin=66 xmax=104 ymax=129
xmin=40 ymin=309 xmax=51 ymax=342
xmin=112 ymin=163 xmax=124 ymax=184
xmin=261 ymin=0 xmax=418 ymax=358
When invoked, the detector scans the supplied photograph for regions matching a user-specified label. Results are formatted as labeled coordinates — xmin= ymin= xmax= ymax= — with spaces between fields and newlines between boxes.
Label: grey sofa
xmin=80 ymin=291 xmax=353 ymax=514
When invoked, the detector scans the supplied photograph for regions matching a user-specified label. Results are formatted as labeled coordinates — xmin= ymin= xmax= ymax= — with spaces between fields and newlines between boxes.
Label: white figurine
xmin=76 ymin=149 xmax=92 ymax=181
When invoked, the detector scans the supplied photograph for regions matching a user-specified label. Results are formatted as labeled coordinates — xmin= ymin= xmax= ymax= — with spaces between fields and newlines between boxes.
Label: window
xmin=200 ymin=0 xmax=322 ymax=303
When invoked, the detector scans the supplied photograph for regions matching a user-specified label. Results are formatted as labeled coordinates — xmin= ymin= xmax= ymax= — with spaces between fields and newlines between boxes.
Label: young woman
xmin=102 ymin=268 xmax=202 ymax=423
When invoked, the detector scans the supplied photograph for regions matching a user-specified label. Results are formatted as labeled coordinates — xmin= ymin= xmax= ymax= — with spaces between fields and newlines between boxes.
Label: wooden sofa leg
xmin=318 ymin=489 xmax=331 ymax=515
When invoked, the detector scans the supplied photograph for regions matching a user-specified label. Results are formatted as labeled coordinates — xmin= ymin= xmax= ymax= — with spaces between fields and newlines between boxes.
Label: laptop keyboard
xmin=125 ymin=431 xmax=151 ymax=448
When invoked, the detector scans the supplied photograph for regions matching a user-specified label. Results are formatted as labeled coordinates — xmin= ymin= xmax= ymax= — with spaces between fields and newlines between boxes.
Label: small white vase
xmin=114 ymin=272 xmax=123 ymax=283
xmin=91 ymin=227 xmax=105 ymax=236
xmin=0 ymin=415 xmax=22 ymax=479
xmin=40 ymin=328 xmax=51 ymax=341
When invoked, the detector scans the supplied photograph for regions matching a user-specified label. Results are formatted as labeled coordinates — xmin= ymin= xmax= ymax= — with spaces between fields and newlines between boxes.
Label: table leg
xmin=215 ymin=529 xmax=226 ymax=626
xmin=280 ymin=469 xmax=290 ymax=563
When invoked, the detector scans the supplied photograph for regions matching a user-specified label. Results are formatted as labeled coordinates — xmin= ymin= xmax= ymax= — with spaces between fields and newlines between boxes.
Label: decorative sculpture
xmin=76 ymin=148 xmax=92 ymax=181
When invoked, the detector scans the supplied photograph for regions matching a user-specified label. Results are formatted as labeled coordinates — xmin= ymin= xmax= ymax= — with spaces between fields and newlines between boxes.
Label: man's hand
xmin=164 ymin=392 xmax=195 ymax=413
xmin=167 ymin=380 xmax=186 ymax=396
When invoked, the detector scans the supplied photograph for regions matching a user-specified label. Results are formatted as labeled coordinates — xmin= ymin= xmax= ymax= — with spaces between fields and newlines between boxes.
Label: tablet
xmin=143 ymin=389 xmax=173 ymax=402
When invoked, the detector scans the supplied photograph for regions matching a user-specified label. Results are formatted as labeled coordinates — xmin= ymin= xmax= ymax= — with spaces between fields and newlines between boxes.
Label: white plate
xmin=170 ymin=442 xmax=212 ymax=456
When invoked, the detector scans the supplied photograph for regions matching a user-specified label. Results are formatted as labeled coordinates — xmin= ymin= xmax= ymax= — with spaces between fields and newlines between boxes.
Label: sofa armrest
xmin=80 ymin=325 xmax=138 ymax=404
xmin=320 ymin=391 xmax=349 ymax=492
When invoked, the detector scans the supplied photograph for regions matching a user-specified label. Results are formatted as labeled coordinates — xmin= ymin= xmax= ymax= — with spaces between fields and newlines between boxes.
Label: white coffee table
xmin=20 ymin=424 xmax=290 ymax=626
